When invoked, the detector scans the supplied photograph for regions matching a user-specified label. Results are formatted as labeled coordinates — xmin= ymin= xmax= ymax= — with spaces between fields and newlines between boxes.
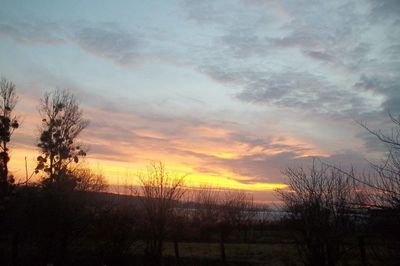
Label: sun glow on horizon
xmin=8 ymin=146 xmax=287 ymax=193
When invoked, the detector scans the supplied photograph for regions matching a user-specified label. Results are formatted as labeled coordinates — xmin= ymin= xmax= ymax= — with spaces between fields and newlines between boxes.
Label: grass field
xmin=163 ymin=242 xmax=299 ymax=265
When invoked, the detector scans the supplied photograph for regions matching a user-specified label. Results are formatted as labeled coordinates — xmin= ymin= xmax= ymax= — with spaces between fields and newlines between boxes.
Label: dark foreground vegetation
xmin=0 ymin=77 xmax=399 ymax=265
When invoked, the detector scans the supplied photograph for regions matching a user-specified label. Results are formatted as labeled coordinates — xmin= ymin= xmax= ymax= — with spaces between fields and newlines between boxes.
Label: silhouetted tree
xmin=89 ymin=203 xmax=139 ymax=265
xmin=218 ymin=190 xmax=254 ymax=265
xmin=193 ymin=186 xmax=220 ymax=241
xmin=32 ymin=89 xmax=89 ymax=265
xmin=0 ymin=78 xmax=19 ymax=194
xmin=194 ymin=188 xmax=254 ymax=265
xmin=0 ymin=78 xmax=20 ymax=266
xmin=358 ymin=114 xmax=400 ymax=263
xmin=359 ymin=114 xmax=400 ymax=208
xmin=135 ymin=162 xmax=186 ymax=265
xmin=36 ymin=89 xmax=89 ymax=190
xmin=73 ymin=167 xmax=107 ymax=192
xmin=277 ymin=160 xmax=359 ymax=266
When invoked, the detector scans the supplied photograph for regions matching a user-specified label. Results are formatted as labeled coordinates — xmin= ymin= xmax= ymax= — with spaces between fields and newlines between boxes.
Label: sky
xmin=0 ymin=0 xmax=399 ymax=202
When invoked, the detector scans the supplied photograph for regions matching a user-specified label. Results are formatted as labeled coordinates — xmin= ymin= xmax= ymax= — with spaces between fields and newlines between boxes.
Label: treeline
xmin=0 ymin=78 xmax=262 ymax=266
xmin=276 ymin=114 xmax=400 ymax=266
xmin=0 ymin=78 xmax=109 ymax=265
xmin=0 ymin=77 xmax=399 ymax=266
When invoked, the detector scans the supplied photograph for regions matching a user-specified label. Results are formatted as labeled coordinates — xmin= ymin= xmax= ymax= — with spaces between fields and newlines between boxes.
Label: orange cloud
xmin=7 ymin=94 xmax=332 ymax=201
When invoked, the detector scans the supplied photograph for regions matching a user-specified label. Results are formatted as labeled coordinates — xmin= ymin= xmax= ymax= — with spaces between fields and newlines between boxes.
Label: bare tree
xmin=218 ymin=190 xmax=254 ymax=265
xmin=357 ymin=114 xmax=400 ymax=263
xmin=220 ymin=190 xmax=254 ymax=232
xmin=135 ymin=162 xmax=186 ymax=264
xmin=193 ymin=185 xmax=221 ymax=236
xmin=277 ymin=160 xmax=358 ymax=266
xmin=358 ymin=114 xmax=400 ymax=208
xmin=194 ymin=187 xmax=254 ymax=265
xmin=72 ymin=167 xmax=107 ymax=192
xmin=0 ymin=78 xmax=19 ymax=190
xmin=36 ymin=89 xmax=89 ymax=190
xmin=0 ymin=78 xmax=19 ymax=266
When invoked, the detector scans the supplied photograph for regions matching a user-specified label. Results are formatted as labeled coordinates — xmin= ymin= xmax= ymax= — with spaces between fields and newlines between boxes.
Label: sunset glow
xmin=1 ymin=0 xmax=398 ymax=202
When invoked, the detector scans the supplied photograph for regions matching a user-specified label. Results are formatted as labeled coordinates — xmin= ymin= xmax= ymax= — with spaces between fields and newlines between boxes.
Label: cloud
xmin=2 ymin=0 xmax=399 ymax=190
xmin=10 ymin=87 xmax=375 ymax=185
xmin=8 ymin=85 xmax=380 ymax=188
xmin=0 ymin=19 xmax=65 ymax=44
xmin=384 ymin=44 xmax=400 ymax=59
xmin=369 ymin=0 xmax=400 ymax=20
xmin=180 ymin=0 xmax=398 ymax=129
xmin=181 ymin=0 xmax=232 ymax=25
xmin=205 ymin=68 xmax=375 ymax=116
xmin=220 ymin=28 xmax=270 ymax=58
xmin=303 ymin=50 xmax=334 ymax=62
xmin=185 ymin=147 xmax=368 ymax=184
xmin=73 ymin=24 xmax=142 ymax=65
xmin=203 ymin=1 xmax=370 ymax=68
xmin=354 ymin=74 xmax=400 ymax=115
xmin=69 ymin=89 xmax=332 ymax=184
xmin=0 ymin=19 xmax=143 ymax=66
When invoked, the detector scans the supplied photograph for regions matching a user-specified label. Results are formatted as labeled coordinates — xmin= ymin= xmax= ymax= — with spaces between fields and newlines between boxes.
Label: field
xmin=163 ymin=242 xmax=298 ymax=265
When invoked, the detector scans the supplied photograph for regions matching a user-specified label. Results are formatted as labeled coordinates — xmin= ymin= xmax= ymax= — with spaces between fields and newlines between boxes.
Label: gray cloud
xmin=220 ymin=28 xmax=269 ymax=58
xmin=350 ymin=73 xmax=400 ymax=153
xmin=185 ymin=147 xmax=368 ymax=184
xmin=2 ymin=0 xmax=399 ymax=188
xmin=0 ymin=19 xmax=143 ymax=66
xmin=369 ymin=0 xmax=400 ymax=20
xmin=205 ymin=1 xmax=371 ymax=69
xmin=384 ymin=44 xmax=400 ymax=59
xmin=0 ymin=19 xmax=65 ymax=44
xmin=181 ymin=0 xmax=398 ymax=132
xmin=215 ymin=69 xmax=373 ymax=116
xmin=354 ymin=74 xmax=400 ymax=115
xmin=303 ymin=50 xmax=334 ymax=62
xmin=182 ymin=0 xmax=233 ymax=25
xmin=73 ymin=24 xmax=142 ymax=65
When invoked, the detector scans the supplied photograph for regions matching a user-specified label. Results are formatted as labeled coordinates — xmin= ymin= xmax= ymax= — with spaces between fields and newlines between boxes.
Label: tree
xmin=72 ymin=167 xmax=107 ymax=192
xmin=0 ymin=78 xmax=19 ymax=260
xmin=193 ymin=188 xmax=254 ymax=265
xmin=193 ymin=186 xmax=221 ymax=240
xmin=135 ymin=162 xmax=186 ymax=265
xmin=0 ymin=78 xmax=19 ymax=191
xmin=359 ymin=114 xmax=400 ymax=208
xmin=218 ymin=190 xmax=254 ymax=265
xmin=358 ymin=114 xmax=400 ymax=263
xmin=277 ymin=160 xmax=359 ymax=266
xmin=36 ymin=89 xmax=89 ymax=190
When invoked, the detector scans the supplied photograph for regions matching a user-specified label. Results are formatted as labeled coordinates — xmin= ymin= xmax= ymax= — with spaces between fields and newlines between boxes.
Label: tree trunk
xmin=220 ymin=231 xmax=227 ymax=266
xmin=11 ymin=232 xmax=19 ymax=266
xmin=358 ymin=235 xmax=368 ymax=266
xmin=174 ymin=240 xmax=180 ymax=265
xmin=3 ymin=142 xmax=8 ymax=181
xmin=0 ymin=141 xmax=8 ymax=184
